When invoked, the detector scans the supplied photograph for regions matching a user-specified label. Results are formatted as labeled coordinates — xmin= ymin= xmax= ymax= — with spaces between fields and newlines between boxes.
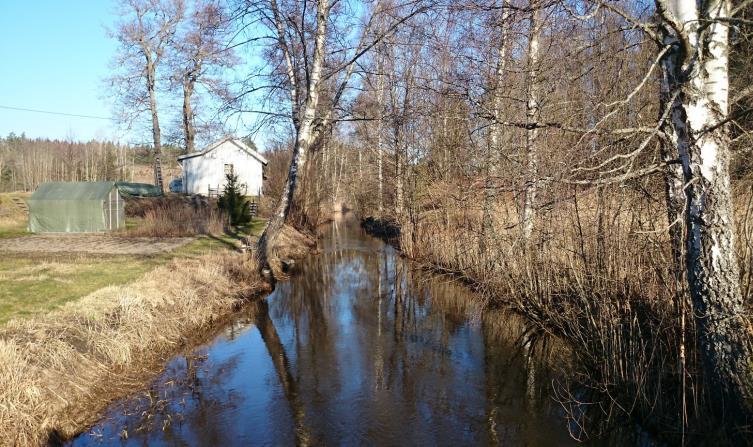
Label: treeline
xmin=0 ymin=133 xmax=186 ymax=192
xmin=0 ymin=134 xmax=133 ymax=192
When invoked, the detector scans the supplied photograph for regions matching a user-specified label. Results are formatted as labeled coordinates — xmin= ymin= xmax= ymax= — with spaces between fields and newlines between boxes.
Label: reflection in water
xmin=71 ymin=214 xmax=575 ymax=446
xmin=254 ymin=300 xmax=311 ymax=446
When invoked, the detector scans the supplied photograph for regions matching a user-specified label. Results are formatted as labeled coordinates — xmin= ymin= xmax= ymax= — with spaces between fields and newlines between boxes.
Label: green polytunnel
xmin=114 ymin=181 xmax=163 ymax=198
xmin=28 ymin=182 xmax=126 ymax=233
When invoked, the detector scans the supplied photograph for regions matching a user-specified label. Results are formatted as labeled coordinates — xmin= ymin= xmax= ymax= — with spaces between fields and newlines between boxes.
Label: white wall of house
xmin=179 ymin=139 xmax=266 ymax=196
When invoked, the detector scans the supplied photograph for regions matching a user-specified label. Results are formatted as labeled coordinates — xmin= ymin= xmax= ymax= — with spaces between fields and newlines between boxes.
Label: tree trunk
xmin=183 ymin=77 xmax=196 ymax=154
xmin=659 ymin=0 xmax=753 ymax=419
xmin=257 ymin=0 xmax=329 ymax=274
xmin=659 ymin=36 xmax=690 ymax=425
xmin=521 ymin=4 xmax=541 ymax=240
xmin=395 ymin=130 xmax=404 ymax=220
xmin=481 ymin=0 xmax=509 ymax=258
xmin=146 ymin=56 xmax=164 ymax=192
xmin=376 ymin=52 xmax=385 ymax=214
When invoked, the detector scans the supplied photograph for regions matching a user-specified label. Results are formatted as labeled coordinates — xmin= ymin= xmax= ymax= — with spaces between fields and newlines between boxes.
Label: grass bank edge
xmin=0 ymin=224 xmax=314 ymax=446
xmin=0 ymin=218 xmax=267 ymax=325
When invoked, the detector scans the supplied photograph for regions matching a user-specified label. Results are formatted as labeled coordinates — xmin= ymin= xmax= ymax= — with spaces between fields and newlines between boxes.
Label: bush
xmin=218 ymin=172 xmax=251 ymax=226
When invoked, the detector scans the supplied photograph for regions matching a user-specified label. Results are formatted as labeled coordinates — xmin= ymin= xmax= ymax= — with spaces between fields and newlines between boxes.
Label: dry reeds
xmin=365 ymin=182 xmax=739 ymax=442
xmin=0 ymin=252 xmax=267 ymax=446
xmin=123 ymin=196 xmax=224 ymax=237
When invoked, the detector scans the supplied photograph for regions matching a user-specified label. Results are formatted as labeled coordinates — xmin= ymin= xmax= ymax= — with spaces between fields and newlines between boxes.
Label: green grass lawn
xmin=0 ymin=218 xmax=267 ymax=325
xmin=0 ymin=255 xmax=158 ymax=324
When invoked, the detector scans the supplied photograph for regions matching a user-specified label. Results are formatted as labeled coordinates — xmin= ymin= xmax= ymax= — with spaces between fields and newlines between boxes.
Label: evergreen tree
xmin=218 ymin=172 xmax=251 ymax=226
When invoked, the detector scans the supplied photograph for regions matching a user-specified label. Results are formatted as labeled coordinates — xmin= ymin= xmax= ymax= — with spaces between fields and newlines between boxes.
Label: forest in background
xmin=0 ymin=133 xmax=181 ymax=192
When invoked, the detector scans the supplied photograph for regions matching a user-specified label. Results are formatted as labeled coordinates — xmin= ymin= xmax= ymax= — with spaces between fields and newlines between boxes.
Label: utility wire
xmin=0 ymin=105 xmax=113 ymax=121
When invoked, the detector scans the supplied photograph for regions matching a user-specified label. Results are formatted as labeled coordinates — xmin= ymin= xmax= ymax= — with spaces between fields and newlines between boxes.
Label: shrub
xmin=218 ymin=172 xmax=251 ymax=226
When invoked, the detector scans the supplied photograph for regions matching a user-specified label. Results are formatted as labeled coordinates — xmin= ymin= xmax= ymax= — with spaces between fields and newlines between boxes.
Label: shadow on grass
xmin=207 ymin=233 xmax=241 ymax=251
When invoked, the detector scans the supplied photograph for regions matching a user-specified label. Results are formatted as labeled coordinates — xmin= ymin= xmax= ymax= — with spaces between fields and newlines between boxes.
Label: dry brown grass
xmin=0 ymin=251 xmax=268 ymax=446
xmin=123 ymin=195 xmax=225 ymax=237
xmin=262 ymin=224 xmax=317 ymax=278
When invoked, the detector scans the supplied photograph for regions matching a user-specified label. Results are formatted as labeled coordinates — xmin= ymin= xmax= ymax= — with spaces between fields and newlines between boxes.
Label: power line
xmin=0 ymin=104 xmax=113 ymax=121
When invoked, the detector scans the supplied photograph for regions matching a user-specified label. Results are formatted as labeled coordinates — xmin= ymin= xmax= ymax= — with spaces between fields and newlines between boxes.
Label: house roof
xmin=177 ymin=137 xmax=268 ymax=165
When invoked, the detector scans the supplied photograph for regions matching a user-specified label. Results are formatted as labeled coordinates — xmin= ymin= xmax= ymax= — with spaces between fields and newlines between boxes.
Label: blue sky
xmin=0 ymin=0 xmax=122 ymax=142
xmin=0 ymin=1 xmax=276 ymax=148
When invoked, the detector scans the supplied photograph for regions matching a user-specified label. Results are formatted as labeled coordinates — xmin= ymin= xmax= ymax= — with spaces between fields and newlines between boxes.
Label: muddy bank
xmin=0 ymin=226 xmax=313 ymax=446
xmin=361 ymin=216 xmax=400 ymax=245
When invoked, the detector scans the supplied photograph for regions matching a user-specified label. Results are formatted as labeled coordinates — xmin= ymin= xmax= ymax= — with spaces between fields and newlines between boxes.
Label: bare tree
xmin=111 ymin=0 xmax=185 ymax=191
xmin=521 ymin=1 xmax=542 ymax=240
xmin=172 ymin=0 xmax=235 ymax=153
xmin=240 ymin=0 xmax=428 ymax=273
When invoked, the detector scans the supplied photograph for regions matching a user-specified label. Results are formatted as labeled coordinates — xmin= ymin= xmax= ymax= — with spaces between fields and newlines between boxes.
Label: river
xmin=70 ymin=214 xmax=579 ymax=446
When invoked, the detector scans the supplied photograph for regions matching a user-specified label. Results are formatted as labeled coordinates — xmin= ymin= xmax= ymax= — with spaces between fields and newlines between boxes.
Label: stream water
xmin=70 ymin=214 xmax=579 ymax=446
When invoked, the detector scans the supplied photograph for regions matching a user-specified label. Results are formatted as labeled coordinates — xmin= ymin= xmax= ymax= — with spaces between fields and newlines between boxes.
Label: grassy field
xmin=0 ymin=192 xmax=267 ymax=324
xmin=0 ymin=192 xmax=30 ymax=238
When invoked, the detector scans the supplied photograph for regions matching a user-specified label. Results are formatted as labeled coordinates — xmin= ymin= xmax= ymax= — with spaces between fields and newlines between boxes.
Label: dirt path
xmin=0 ymin=234 xmax=194 ymax=255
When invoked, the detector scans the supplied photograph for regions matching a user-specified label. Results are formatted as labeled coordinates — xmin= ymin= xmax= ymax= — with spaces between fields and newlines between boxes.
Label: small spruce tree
xmin=218 ymin=172 xmax=251 ymax=226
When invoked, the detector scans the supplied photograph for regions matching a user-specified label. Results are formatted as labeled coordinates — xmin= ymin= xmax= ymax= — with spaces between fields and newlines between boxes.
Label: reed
xmin=364 ymin=182 xmax=753 ymax=443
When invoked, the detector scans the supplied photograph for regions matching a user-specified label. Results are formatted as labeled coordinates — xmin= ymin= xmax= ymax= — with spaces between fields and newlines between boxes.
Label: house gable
xmin=177 ymin=138 xmax=268 ymax=166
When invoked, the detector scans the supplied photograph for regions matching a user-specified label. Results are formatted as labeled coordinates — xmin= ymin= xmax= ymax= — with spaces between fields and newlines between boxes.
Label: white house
xmin=177 ymin=138 xmax=268 ymax=196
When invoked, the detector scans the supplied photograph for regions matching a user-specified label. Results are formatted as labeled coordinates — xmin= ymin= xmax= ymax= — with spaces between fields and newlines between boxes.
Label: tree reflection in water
xmin=72 ymin=214 xmax=576 ymax=446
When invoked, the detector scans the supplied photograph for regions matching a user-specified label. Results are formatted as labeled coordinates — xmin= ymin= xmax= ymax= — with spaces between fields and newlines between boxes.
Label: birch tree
xmin=241 ymin=0 xmax=428 ymax=273
xmin=480 ymin=0 xmax=510 ymax=258
xmin=656 ymin=0 xmax=753 ymax=417
xmin=521 ymin=1 xmax=542 ymax=240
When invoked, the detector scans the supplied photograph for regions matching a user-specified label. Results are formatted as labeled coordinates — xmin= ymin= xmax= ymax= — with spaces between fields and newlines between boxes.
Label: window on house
xmin=224 ymin=164 xmax=234 ymax=175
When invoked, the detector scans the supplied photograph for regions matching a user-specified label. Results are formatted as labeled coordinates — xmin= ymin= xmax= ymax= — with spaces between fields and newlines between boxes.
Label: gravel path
xmin=0 ymin=234 xmax=194 ymax=255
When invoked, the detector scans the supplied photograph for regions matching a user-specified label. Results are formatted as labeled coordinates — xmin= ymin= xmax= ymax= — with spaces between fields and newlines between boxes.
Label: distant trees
xmin=0 ymin=134 xmax=133 ymax=191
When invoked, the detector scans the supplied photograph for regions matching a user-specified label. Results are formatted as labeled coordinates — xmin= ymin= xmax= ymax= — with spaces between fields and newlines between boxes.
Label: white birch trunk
xmin=376 ymin=51 xmax=385 ymax=214
xmin=659 ymin=0 xmax=753 ymax=416
xmin=258 ymin=0 xmax=329 ymax=272
xmin=521 ymin=4 xmax=541 ymax=240
xmin=481 ymin=0 xmax=509 ymax=257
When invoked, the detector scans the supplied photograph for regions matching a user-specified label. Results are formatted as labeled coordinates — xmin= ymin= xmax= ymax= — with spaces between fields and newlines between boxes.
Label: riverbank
xmin=69 ymin=213 xmax=577 ymax=446
xmin=358 ymin=214 xmax=701 ymax=444
xmin=0 ymin=225 xmax=314 ymax=446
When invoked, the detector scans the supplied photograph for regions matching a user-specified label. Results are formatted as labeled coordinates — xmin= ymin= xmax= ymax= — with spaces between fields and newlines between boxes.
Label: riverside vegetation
xmin=240 ymin=0 xmax=753 ymax=444
xmin=0 ymin=191 xmax=314 ymax=445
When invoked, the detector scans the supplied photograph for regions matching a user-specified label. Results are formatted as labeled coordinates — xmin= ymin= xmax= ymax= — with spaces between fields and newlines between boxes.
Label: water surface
xmin=71 ymin=215 xmax=575 ymax=446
